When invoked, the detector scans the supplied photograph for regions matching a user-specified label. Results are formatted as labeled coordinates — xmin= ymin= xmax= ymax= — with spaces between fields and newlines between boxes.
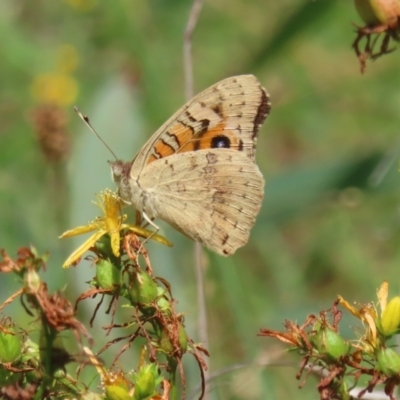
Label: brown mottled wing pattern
xmin=130 ymin=75 xmax=270 ymax=178
xmin=127 ymin=74 xmax=270 ymax=255
xmin=137 ymin=150 xmax=265 ymax=255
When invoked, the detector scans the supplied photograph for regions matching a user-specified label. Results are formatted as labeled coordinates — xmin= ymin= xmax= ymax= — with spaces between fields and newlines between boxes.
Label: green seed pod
xmin=158 ymin=328 xmax=173 ymax=355
xmin=377 ymin=347 xmax=400 ymax=376
xmin=128 ymin=271 xmax=158 ymax=305
xmin=96 ymin=259 xmax=122 ymax=290
xmin=380 ymin=296 xmax=400 ymax=336
xmin=156 ymin=288 xmax=172 ymax=313
xmin=314 ymin=326 xmax=350 ymax=361
xmin=158 ymin=322 xmax=188 ymax=355
xmin=0 ymin=327 xmax=22 ymax=363
xmin=354 ymin=0 xmax=400 ymax=27
xmin=178 ymin=322 xmax=188 ymax=353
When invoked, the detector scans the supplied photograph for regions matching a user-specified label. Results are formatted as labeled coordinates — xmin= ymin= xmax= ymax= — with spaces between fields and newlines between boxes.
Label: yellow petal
xmin=361 ymin=306 xmax=377 ymax=346
xmin=338 ymin=296 xmax=363 ymax=319
xmin=105 ymin=215 xmax=122 ymax=235
xmin=83 ymin=346 xmax=107 ymax=380
xmin=110 ymin=230 xmax=121 ymax=257
xmin=380 ymin=296 xmax=400 ymax=336
xmin=59 ymin=221 xmax=102 ymax=238
xmin=123 ymin=225 xmax=173 ymax=247
xmin=62 ymin=230 xmax=105 ymax=268
xmin=377 ymin=281 xmax=389 ymax=314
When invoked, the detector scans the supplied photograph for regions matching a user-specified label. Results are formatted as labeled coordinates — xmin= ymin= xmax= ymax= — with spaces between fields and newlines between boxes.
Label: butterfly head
xmin=109 ymin=159 xmax=136 ymax=205
xmin=109 ymin=160 xmax=130 ymax=183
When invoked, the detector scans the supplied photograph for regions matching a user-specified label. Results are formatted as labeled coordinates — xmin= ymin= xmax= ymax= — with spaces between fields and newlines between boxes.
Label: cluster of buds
xmin=259 ymin=282 xmax=400 ymax=400
xmin=59 ymin=190 xmax=208 ymax=399
xmin=0 ymin=247 xmax=91 ymax=399
xmin=0 ymin=190 xmax=208 ymax=399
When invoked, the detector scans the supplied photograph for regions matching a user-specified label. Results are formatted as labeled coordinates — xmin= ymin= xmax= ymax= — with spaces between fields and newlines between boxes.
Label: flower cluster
xmin=59 ymin=190 xmax=207 ymax=398
xmin=0 ymin=191 xmax=207 ymax=399
xmin=259 ymin=282 xmax=400 ymax=400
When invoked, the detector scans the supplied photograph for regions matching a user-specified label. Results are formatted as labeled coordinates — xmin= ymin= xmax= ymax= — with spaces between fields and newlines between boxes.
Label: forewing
xmin=131 ymin=75 xmax=270 ymax=178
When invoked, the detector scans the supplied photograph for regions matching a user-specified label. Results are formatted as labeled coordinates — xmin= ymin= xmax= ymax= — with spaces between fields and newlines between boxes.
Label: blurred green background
xmin=2 ymin=0 xmax=400 ymax=398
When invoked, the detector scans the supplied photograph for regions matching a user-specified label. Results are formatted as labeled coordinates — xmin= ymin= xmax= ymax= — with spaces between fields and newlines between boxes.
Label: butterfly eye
xmin=211 ymin=135 xmax=230 ymax=149
xmin=109 ymin=161 xmax=123 ymax=182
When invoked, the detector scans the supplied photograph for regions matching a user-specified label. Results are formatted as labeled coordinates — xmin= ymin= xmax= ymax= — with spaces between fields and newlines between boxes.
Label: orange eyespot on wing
xmin=137 ymin=75 xmax=270 ymax=169
xmin=179 ymin=123 xmax=242 ymax=152
xmin=146 ymin=122 xmax=246 ymax=164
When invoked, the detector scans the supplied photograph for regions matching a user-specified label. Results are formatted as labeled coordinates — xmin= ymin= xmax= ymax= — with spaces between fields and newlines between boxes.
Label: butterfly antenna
xmin=74 ymin=106 xmax=118 ymax=161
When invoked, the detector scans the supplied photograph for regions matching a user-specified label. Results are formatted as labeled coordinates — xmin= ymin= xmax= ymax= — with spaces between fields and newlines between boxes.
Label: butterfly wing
xmin=130 ymin=75 xmax=270 ymax=178
xmin=138 ymin=149 xmax=264 ymax=256
xmin=119 ymin=74 xmax=270 ymax=254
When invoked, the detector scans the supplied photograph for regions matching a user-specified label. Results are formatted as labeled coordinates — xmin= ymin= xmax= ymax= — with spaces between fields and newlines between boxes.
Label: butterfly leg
xmin=135 ymin=210 xmax=142 ymax=226
xmin=136 ymin=211 xmax=160 ymax=255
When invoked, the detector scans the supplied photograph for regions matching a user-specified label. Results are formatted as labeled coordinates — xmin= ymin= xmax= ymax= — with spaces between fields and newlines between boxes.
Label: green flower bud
xmin=80 ymin=392 xmax=104 ymax=400
xmin=105 ymin=385 xmax=132 ymax=400
xmin=0 ymin=327 xmax=22 ymax=363
xmin=96 ymin=259 xmax=122 ymax=290
xmin=128 ymin=271 xmax=158 ymax=305
xmin=380 ymin=296 xmax=400 ymax=336
xmin=314 ymin=326 xmax=350 ymax=361
xmin=133 ymin=363 xmax=158 ymax=400
xmin=354 ymin=0 xmax=400 ymax=27
xmin=377 ymin=347 xmax=400 ymax=376
xmin=25 ymin=268 xmax=41 ymax=293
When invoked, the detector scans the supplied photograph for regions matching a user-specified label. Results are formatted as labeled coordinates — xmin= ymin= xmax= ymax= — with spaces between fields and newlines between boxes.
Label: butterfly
xmin=110 ymin=75 xmax=271 ymax=256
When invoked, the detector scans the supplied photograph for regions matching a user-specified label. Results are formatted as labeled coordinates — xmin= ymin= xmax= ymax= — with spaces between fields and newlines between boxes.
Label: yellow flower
xmin=338 ymin=281 xmax=400 ymax=351
xmin=30 ymin=72 xmax=78 ymax=107
xmin=59 ymin=190 xmax=172 ymax=268
xmin=337 ymin=296 xmax=378 ymax=350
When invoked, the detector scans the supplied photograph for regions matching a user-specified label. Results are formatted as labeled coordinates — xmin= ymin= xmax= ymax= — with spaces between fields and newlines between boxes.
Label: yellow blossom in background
xmin=56 ymin=44 xmax=79 ymax=74
xmin=30 ymin=43 xmax=79 ymax=107
xmin=30 ymin=72 xmax=78 ymax=107
xmin=64 ymin=0 xmax=97 ymax=12
xmin=59 ymin=190 xmax=173 ymax=268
